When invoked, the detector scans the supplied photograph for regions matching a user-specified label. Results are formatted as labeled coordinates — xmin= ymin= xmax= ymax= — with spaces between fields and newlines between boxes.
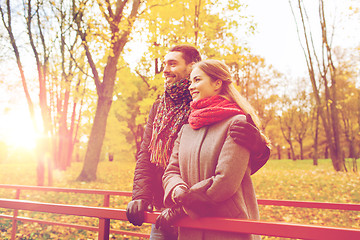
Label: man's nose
xmin=163 ymin=64 xmax=170 ymax=73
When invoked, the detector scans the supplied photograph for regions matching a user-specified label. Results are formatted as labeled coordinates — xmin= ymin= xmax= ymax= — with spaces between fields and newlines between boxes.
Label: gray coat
xmin=163 ymin=114 xmax=261 ymax=240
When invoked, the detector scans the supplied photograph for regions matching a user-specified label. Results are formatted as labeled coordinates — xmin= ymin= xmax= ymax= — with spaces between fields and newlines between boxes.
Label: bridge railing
xmin=0 ymin=184 xmax=359 ymax=239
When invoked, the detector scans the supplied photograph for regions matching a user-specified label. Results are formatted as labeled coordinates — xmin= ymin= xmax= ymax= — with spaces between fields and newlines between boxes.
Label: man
xmin=126 ymin=44 xmax=270 ymax=239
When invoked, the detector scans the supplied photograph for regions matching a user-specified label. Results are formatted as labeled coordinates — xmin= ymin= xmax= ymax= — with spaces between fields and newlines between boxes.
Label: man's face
xmin=163 ymin=51 xmax=193 ymax=87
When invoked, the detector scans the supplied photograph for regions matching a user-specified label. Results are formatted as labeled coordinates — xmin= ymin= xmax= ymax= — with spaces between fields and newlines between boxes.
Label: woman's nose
xmin=189 ymin=81 xmax=194 ymax=90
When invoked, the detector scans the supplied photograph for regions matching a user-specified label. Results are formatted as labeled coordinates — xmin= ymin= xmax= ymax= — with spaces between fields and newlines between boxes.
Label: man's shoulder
xmin=148 ymin=99 xmax=161 ymax=114
xmin=152 ymin=98 xmax=161 ymax=109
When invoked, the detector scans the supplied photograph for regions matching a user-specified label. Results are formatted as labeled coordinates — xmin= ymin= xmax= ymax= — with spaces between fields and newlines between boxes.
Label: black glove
xmin=172 ymin=185 xmax=188 ymax=204
xmin=230 ymin=114 xmax=270 ymax=175
xmin=177 ymin=180 xmax=214 ymax=217
xmin=180 ymin=190 xmax=215 ymax=217
xmin=155 ymin=205 xmax=185 ymax=230
xmin=229 ymin=113 xmax=267 ymax=155
xmin=126 ymin=199 xmax=153 ymax=226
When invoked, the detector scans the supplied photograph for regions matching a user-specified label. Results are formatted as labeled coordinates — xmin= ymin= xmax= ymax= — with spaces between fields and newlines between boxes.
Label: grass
xmin=0 ymin=159 xmax=359 ymax=239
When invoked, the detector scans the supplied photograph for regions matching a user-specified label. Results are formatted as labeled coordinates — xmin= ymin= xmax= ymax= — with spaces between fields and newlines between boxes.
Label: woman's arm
xmin=192 ymin=118 xmax=251 ymax=203
xmin=162 ymin=126 xmax=189 ymax=207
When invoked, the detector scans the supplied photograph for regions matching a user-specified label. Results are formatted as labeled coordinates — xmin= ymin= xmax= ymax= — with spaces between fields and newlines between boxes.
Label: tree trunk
xmin=325 ymin=146 xmax=329 ymax=159
xmin=277 ymin=145 xmax=281 ymax=159
xmin=352 ymin=158 xmax=358 ymax=172
xmin=313 ymin=107 xmax=319 ymax=166
xmin=347 ymin=140 xmax=355 ymax=158
xmin=77 ymin=96 xmax=112 ymax=181
xmin=299 ymin=140 xmax=304 ymax=160
xmin=289 ymin=142 xmax=296 ymax=160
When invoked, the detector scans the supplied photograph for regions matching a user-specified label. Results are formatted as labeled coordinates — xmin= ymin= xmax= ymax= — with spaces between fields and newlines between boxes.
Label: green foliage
xmin=103 ymin=64 xmax=156 ymax=162
xmin=1 ymin=160 xmax=360 ymax=239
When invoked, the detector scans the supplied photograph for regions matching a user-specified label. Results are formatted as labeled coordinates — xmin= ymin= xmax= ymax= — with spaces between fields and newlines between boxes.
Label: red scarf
xmin=189 ymin=95 xmax=245 ymax=129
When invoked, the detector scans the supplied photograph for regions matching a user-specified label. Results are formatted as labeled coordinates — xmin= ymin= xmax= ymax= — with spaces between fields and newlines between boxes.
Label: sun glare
xmin=1 ymin=107 xmax=39 ymax=150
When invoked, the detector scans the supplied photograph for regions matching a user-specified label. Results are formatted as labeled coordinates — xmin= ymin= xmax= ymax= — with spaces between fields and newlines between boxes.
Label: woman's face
xmin=189 ymin=67 xmax=221 ymax=101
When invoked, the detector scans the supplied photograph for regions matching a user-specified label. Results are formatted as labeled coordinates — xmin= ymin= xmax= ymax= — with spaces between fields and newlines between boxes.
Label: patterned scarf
xmin=189 ymin=95 xmax=245 ymax=129
xmin=149 ymin=78 xmax=192 ymax=168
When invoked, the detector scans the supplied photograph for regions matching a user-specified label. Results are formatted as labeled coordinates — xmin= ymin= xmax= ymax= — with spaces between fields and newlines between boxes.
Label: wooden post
xmin=98 ymin=218 xmax=110 ymax=240
xmin=98 ymin=194 xmax=110 ymax=240
xmin=11 ymin=189 xmax=21 ymax=240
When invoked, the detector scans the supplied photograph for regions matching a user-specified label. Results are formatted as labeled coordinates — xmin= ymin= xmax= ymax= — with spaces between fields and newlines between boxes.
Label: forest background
xmin=0 ymin=0 xmax=359 ymax=185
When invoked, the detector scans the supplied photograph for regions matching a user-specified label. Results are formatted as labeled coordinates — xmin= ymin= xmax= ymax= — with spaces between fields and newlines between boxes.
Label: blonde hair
xmin=193 ymin=59 xmax=269 ymax=143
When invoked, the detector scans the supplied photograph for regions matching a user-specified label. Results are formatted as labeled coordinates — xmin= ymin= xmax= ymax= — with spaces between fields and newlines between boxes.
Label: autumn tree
xmin=225 ymin=52 xmax=281 ymax=132
xmin=290 ymin=0 xmax=346 ymax=171
xmin=1 ymin=0 xmax=87 ymax=185
xmin=1 ymin=0 xmax=52 ymax=185
xmin=291 ymin=80 xmax=311 ymax=160
xmin=278 ymin=96 xmax=297 ymax=160
xmin=75 ymin=0 xmax=142 ymax=181
xmin=110 ymin=0 xmax=257 ymax=158
xmin=333 ymin=47 xmax=359 ymax=171
xmin=103 ymin=64 xmax=149 ymax=160
xmin=309 ymin=100 xmax=320 ymax=165
xmin=47 ymin=0 xmax=88 ymax=171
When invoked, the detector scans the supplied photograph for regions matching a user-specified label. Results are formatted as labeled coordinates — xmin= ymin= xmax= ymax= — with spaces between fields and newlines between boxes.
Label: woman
xmin=156 ymin=59 xmax=268 ymax=239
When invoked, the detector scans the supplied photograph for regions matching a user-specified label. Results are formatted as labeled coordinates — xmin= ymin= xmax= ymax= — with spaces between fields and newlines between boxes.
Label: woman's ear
xmin=214 ymin=79 xmax=223 ymax=91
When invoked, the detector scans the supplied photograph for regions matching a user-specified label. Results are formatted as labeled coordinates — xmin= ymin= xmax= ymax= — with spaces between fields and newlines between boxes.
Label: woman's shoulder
xmin=225 ymin=114 xmax=247 ymax=125
xmin=207 ymin=114 xmax=247 ymax=132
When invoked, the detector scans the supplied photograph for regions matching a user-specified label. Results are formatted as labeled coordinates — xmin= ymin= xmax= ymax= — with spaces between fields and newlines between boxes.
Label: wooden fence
xmin=0 ymin=184 xmax=359 ymax=239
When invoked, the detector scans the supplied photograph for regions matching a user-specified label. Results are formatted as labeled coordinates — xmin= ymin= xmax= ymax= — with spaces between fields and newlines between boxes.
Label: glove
xmin=126 ymin=199 xmax=153 ymax=226
xmin=177 ymin=180 xmax=214 ymax=217
xmin=155 ymin=205 xmax=185 ymax=230
xmin=180 ymin=190 xmax=215 ymax=217
xmin=229 ymin=113 xmax=267 ymax=155
xmin=172 ymin=185 xmax=188 ymax=204
xmin=230 ymin=114 xmax=270 ymax=175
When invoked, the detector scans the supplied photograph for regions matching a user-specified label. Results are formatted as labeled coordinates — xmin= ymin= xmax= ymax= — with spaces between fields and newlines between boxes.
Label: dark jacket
xmin=132 ymin=100 xmax=166 ymax=209
xmin=131 ymin=100 xmax=270 ymax=209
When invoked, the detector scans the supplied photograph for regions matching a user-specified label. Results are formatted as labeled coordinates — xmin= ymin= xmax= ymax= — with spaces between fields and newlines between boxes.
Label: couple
xmin=127 ymin=45 xmax=270 ymax=239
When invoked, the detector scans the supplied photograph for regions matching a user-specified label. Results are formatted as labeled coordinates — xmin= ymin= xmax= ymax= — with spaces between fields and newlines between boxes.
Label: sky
xmin=243 ymin=0 xmax=359 ymax=78
xmin=244 ymin=0 xmax=306 ymax=77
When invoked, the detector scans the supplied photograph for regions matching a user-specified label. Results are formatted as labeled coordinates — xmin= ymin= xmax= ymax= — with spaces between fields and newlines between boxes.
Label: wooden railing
xmin=0 ymin=184 xmax=360 ymax=239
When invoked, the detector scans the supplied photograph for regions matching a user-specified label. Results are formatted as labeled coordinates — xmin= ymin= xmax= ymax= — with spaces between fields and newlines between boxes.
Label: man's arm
xmin=126 ymin=101 xmax=159 ymax=226
xmin=229 ymin=114 xmax=270 ymax=174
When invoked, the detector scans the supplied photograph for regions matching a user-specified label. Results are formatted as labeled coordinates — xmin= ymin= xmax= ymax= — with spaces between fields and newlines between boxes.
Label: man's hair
xmin=169 ymin=44 xmax=201 ymax=64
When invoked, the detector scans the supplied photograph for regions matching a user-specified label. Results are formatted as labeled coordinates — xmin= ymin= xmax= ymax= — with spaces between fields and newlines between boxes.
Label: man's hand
xmin=155 ymin=205 xmax=185 ymax=230
xmin=230 ymin=114 xmax=270 ymax=174
xmin=229 ymin=114 xmax=267 ymax=155
xmin=126 ymin=199 xmax=153 ymax=226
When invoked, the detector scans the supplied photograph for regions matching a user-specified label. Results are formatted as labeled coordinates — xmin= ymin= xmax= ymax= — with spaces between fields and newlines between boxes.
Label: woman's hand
xmin=155 ymin=205 xmax=185 ymax=230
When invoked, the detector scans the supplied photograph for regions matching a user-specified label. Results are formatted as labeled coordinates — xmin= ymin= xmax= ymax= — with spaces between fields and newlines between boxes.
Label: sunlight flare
xmin=1 ymin=106 xmax=39 ymax=150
